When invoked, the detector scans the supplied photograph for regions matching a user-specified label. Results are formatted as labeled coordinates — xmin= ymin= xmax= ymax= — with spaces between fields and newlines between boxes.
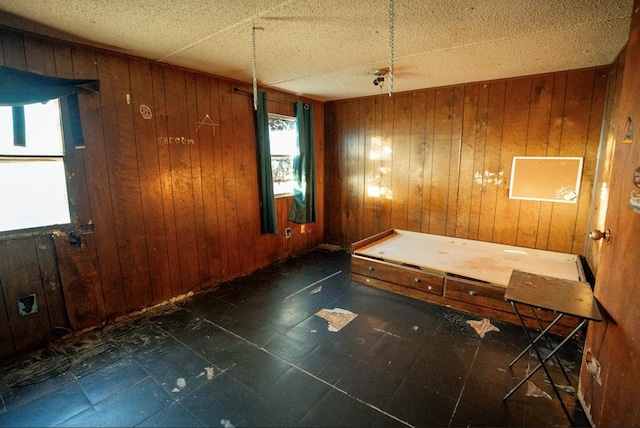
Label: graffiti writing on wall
xmin=158 ymin=136 xmax=195 ymax=145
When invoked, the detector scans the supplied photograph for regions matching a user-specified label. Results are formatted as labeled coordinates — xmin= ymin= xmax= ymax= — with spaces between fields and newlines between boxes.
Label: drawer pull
xmin=413 ymin=277 xmax=421 ymax=283
xmin=468 ymin=290 xmax=478 ymax=296
xmin=367 ymin=266 xmax=374 ymax=271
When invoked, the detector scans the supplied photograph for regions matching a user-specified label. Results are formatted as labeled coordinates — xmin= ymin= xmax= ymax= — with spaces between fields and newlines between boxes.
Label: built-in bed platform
xmin=350 ymin=229 xmax=586 ymax=334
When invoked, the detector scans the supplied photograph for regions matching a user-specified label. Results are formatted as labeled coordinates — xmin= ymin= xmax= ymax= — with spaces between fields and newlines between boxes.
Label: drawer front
xmin=444 ymin=276 xmax=512 ymax=312
xmin=351 ymin=257 xmax=444 ymax=295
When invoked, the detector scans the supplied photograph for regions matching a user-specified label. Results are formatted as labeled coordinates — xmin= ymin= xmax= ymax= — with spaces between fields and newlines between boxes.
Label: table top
xmin=353 ymin=229 xmax=583 ymax=287
xmin=505 ymin=270 xmax=602 ymax=321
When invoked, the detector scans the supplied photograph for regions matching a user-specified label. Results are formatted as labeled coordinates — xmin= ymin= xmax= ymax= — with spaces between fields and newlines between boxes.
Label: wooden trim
xmin=350 ymin=228 xmax=395 ymax=252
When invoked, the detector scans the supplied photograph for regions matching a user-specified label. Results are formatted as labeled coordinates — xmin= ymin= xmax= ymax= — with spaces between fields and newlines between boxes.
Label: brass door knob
xmin=589 ymin=229 xmax=611 ymax=242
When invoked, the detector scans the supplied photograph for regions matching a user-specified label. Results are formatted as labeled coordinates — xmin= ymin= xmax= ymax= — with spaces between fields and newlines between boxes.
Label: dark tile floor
xmin=0 ymin=248 xmax=590 ymax=427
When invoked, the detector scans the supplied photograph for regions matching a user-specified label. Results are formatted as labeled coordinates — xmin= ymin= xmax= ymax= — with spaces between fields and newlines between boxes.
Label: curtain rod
xmin=233 ymin=87 xmax=252 ymax=95
xmin=233 ymin=87 xmax=305 ymax=106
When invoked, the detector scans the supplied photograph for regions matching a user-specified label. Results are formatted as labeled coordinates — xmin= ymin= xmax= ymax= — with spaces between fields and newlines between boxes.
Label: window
xmin=268 ymin=114 xmax=298 ymax=196
xmin=0 ymin=99 xmax=71 ymax=233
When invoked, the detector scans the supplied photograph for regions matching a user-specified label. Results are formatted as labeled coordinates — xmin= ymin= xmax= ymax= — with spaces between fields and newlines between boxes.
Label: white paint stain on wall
xmin=474 ymin=170 xmax=504 ymax=186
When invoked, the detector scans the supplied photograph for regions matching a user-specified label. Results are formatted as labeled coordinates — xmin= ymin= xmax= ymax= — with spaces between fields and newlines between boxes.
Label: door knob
xmin=589 ymin=229 xmax=611 ymax=242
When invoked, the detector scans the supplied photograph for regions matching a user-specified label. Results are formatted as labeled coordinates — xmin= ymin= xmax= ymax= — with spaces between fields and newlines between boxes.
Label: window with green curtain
xmin=289 ymin=101 xmax=316 ymax=224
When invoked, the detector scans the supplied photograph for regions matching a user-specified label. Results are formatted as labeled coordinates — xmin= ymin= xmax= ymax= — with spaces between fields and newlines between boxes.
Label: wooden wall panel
xmin=130 ymin=58 xmax=174 ymax=305
xmin=390 ymin=92 xmax=412 ymax=231
xmin=493 ymin=78 xmax=530 ymax=245
xmin=0 ymin=27 xmax=325 ymax=360
xmin=151 ymin=63 xmax=182 ymax=297
xmin=0 ymin=239 xmax=53 ymax=352
xmin=467 ymin=84 xmax=489 ymax=241
xmin=325 ymin=68 xmax=608 ymax=254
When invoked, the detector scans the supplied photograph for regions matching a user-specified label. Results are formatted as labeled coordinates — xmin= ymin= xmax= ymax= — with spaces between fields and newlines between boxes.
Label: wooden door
xmin=578 ymin=3 xmax=640 ymax=426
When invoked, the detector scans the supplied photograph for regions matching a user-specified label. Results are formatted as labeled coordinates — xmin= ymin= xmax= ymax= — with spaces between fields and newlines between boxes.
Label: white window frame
xmin=268 ymin=114 xmax=298 ymax=197
xmin=0 ymin=99 xmax=74 ymax=236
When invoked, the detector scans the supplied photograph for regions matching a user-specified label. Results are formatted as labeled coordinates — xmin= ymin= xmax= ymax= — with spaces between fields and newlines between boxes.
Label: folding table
xmin=502 ymin=270 xmax=602 ymax=426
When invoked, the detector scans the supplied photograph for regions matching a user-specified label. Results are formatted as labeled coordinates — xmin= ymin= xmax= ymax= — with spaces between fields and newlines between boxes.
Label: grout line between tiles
xmin=448 ymin=343 xmax=481 ymax=427
xmin=174 ymin=304 xmax=414 ymax=427
xmin=283 ymin=270 xmax=343 ymax=300
xmin=257 ymin=346 xmax=415 ymax=428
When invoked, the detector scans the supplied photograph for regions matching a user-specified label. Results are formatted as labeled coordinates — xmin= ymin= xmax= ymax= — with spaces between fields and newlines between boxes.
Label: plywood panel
xmin=361 ymin=97 xmax=379 ymax=238
xmin=129 ymin=58 xmax=173 ymax=304
xmin=515 ymin=74 xmax=554 ymax=248
xmin=407 ymin=91 xmax=427 ymax=232
xmin=184 ymin=73 xmax=211 ymax=288
xmin=195 ymin=75 xmax=224 ymax=281
xmin=150 ymin=63 xmax=182 ymax=295
xmin=420 ymin=90 xmax=436 ymax=234
xmin=390 ymin=92 xmax=412 ymax=231
xmin=24 ymin=36 xmax=55 ymax=75
xmin=164 ymin=66 xmax=201 ymax=292
xmin=35 ymin=235 xmax=68 ymax=329
xmin=97 ymin=52 xmax=153 ymax=311
xmin=343 ymin=100 xmax=358 ymax=243
xmin=456 ymin=84 xmax=479 ymax=239
xmin=0 ymin=238 xmax=52 ymax=351
xmin=379 ymin=97 xmax=394 ymax=235
xmin=218 ymin=80 xmax=242 ymax=278
xmin=429 ymin=87 xmax=456 ymax=235
xmin=477 ymin=81 xmax=506 ymax=242
xmin=230 ymin=85 xmax=258 ymax=274
xmin=0 ymin=28 xmax=26 ymax=69
xmin=445 ymin=86 xmax=463 ymax=237
xmin=493 ymin=78 xmax=530 ymax=245
xmin=77 ymin=49 xmax=125 ymax=318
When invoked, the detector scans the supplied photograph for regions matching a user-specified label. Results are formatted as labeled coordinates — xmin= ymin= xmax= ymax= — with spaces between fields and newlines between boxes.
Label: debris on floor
xmin=466 ymin=318 xmax=500 ymax=338
xmin=220 ymin=419 xmax=235 ymax=428
xmin=310 ymin=286 xmax=322 ymax=294
xmin=173 ymin=377 xmax=187 ymax=392
xmin=316 ymin=243 xmax=342 ymax=252
xmin=315 ymin=308 xmax=358 ymax=332
xmin=526 ymin=381 xmax=552 ymax=400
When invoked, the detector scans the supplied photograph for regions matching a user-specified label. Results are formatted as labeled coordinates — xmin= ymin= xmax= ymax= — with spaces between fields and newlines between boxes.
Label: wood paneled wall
xmin=325 ymin=68 xmax=608 ymax=254
xmin=0 ymin=27 xmax=325 ymax=360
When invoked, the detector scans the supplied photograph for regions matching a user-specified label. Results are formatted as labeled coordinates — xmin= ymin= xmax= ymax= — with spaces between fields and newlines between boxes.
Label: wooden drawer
xmin=444 ymin=276 xmax=512 ymax=312
xmin=351 ymin=256 xmax=444 ymax=295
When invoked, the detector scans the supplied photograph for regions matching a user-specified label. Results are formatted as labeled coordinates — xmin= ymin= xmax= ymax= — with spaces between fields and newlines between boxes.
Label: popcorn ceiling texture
xmin=0 ymin=0 xmax=632 ymax=100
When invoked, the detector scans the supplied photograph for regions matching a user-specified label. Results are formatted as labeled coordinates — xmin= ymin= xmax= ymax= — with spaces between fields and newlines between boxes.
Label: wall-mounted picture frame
xmin=509 ymin=156 xmax=584 ymax=203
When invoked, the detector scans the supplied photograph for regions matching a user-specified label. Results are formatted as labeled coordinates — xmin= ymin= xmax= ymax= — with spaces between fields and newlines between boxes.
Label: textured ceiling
xmin=0 ymin=0 xmax=633 ymax=101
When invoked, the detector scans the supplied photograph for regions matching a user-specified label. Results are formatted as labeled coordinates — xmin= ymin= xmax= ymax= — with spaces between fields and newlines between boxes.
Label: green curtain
xmin=0 ymin=66 xmax=99 ymax=148
xmin=289 ymin=101 xmax=316 ymax=224
xmin=255 ymin=91 xmax=277 ymax=234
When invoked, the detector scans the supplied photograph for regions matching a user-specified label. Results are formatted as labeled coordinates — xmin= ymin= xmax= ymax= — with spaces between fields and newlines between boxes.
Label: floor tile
xmin=78 ymin=356 xmax=148 ymax=404
xmin=0 ymin=382 xmax=90 ymax=427
xmin=137 ymin=402 xmax=204 ymax=427
xmin=0 ymin=248 xmax=587 ymax=428
xmin=92 ymin=377 xmax=172 ymax=427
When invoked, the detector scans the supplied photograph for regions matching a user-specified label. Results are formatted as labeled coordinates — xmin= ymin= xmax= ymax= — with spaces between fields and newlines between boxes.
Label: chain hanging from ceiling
xmin=252 ymin=23 xmax=258 ymax=110
xmin=388 ymin=0 xmax=395 ymax=97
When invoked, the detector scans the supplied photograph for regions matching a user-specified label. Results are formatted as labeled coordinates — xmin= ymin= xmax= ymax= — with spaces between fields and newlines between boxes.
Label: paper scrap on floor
xmin=466 ymin=318 xmax=500 ymax=338
xmin=316 ymin=308 xmax=358 ymax=332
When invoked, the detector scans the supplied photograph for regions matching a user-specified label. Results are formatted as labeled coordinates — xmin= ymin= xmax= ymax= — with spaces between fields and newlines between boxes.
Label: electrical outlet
xmin=17 ymin=294 xmax=37 ymax=316
xmin=285 ymin=227 xmax=291 ymax=239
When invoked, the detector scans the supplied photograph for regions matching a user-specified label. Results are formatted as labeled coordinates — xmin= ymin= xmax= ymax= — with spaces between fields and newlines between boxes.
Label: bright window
xmin=0 ymin=99 xmax=71 ymax=233
xmin=268 ymin=114 xmax=298 ymax=196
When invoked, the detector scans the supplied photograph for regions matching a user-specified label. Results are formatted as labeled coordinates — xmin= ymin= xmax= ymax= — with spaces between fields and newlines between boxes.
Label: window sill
xmin=274 ymin=192 xmax=293 ymax=199
xmin=0 ymin=223 xmax=77 ymax=242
